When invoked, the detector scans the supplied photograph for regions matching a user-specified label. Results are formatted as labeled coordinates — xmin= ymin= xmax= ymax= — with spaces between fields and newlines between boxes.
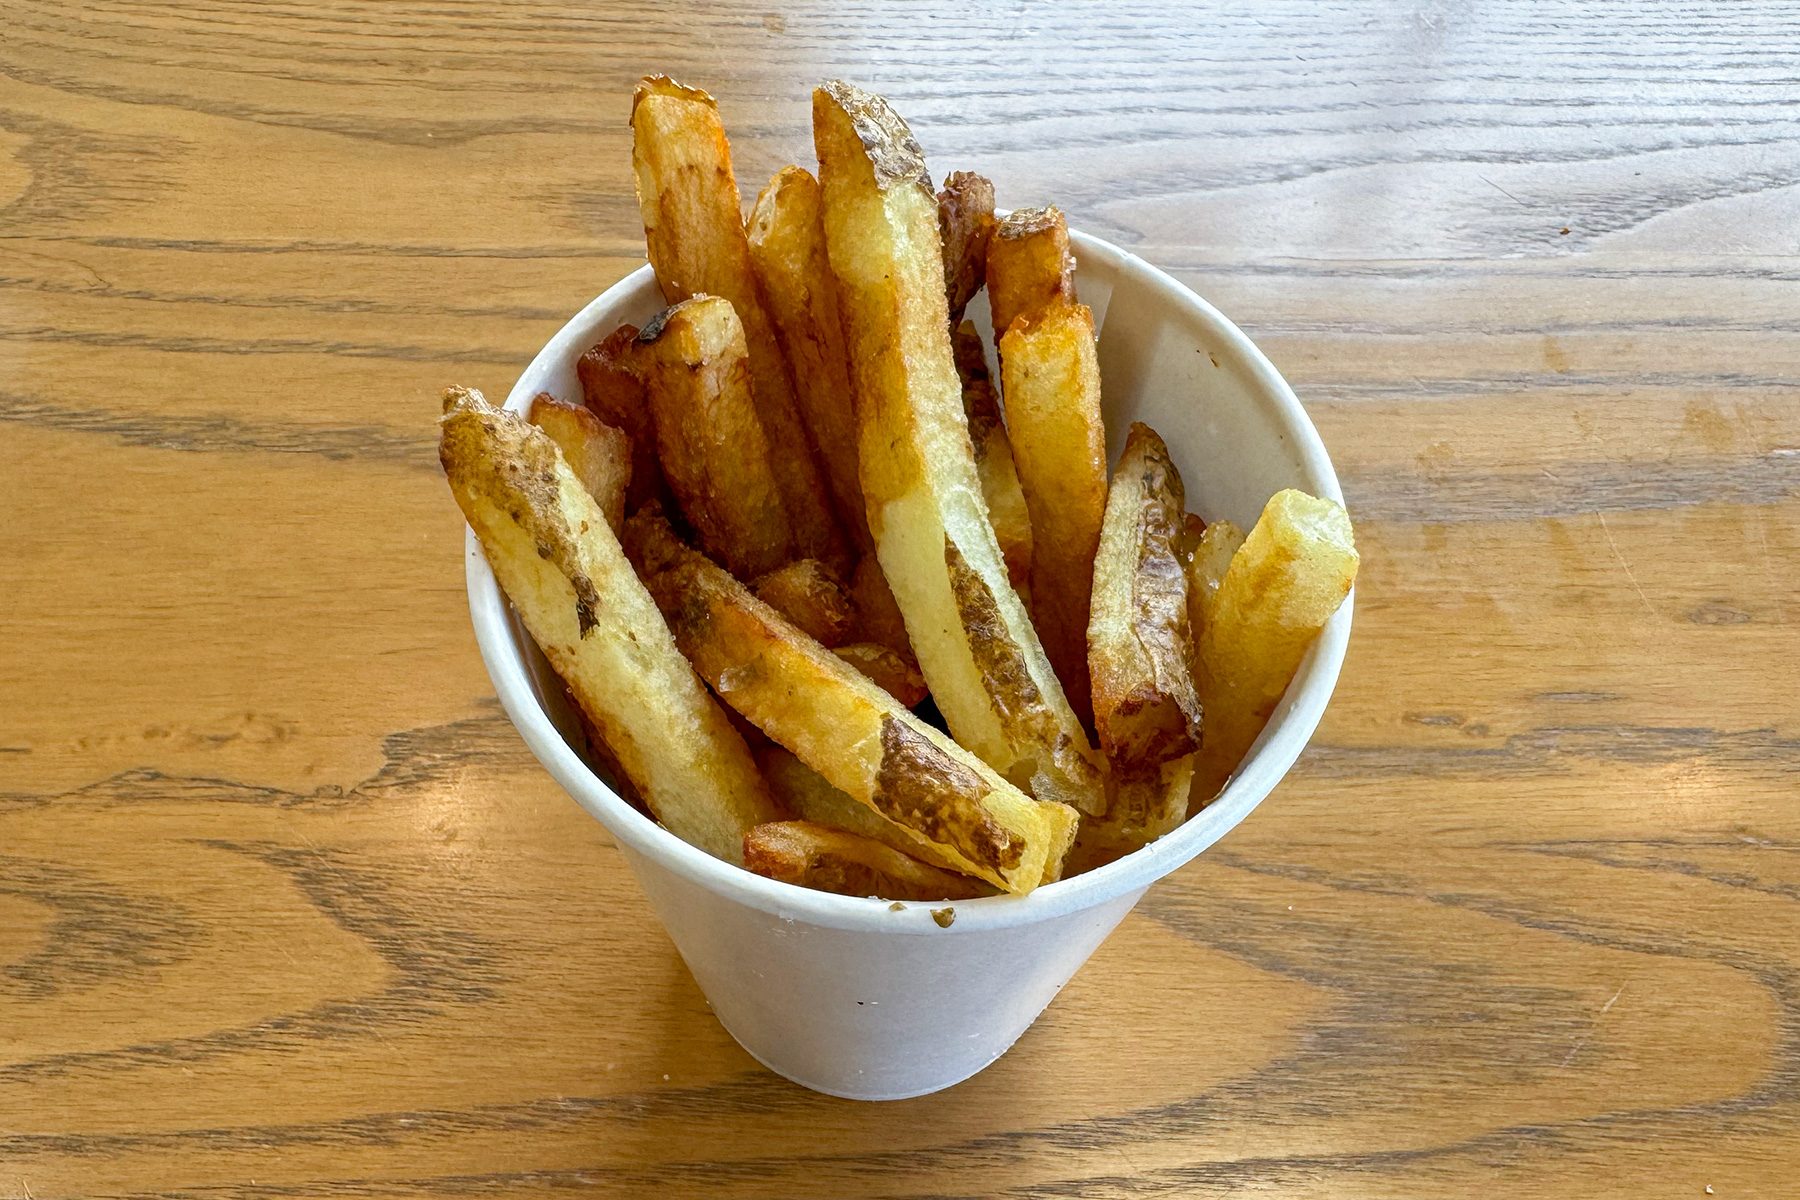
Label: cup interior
xmin=465 ymin=228 xmax=1351 ymax=931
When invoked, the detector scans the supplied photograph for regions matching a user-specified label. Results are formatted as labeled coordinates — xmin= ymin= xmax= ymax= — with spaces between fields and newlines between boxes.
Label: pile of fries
xmin=441 ymin=78 xmax=1358 ymax=901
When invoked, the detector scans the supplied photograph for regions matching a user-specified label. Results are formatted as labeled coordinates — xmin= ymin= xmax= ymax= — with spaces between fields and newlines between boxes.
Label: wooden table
xmin=5 ymin=3 xmax=1796 ymax=1195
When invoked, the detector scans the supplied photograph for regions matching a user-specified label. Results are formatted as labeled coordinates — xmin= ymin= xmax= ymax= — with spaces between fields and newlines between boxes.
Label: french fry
xmin=812 ymin=79 xmax=1107 ymax=816
xmin=833 ymin=641 xmax=928 ymax=708
xmin=1186 ymin=517 xmax=1245 ymax=645
xmin=761 ymin=744 xmax=935 ymax=851
xmin=439 ymin=387 xmax=777 ymax=863
xmin=746 ymin=166 xmax=870 ymax=553
xmin=641 ymin=533 xmax=1078 ymax=893
xmin=1076 ymin=424 xmax=1203 ymax=866
xmin=953 ymin=322 xmax=1033 ymax=597
xmin=744 ymin=820 xmax=990 ymax=900
xmin=576 ymin=324 xmax=663 ymax=512
xmin=938 ymin=170 xmax=996 ymax=323
xmin=761 ymin=745 xmax=1072 ymax=888
xmin=848 ymin=554 xmax=914 ymax=660
xmin=630 ymin=296 xmax=794 ymax=580
xmin=998 ymin=299 xmax=1109 ymax=727
xmin=630 ymin=76 xmax=847 ymax=567
xmin=752 ymin=557 xmax=854 ymax=647
xmin=1193 ymin=490 xmax=1358 ymax=803
xmin=986 ymin=205 xmax=1075 ymax=350
xmin=527 ymin=393 xmax=631 ymax=534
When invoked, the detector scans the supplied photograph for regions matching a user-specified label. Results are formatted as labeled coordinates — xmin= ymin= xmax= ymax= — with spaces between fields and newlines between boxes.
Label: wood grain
xmin=3 ymin=1 xmax=1798 ymax=1195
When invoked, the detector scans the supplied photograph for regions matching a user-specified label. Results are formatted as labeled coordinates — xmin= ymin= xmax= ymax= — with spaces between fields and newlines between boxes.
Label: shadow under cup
xmin=464 ymin=228 xmax=1352 ymax=1100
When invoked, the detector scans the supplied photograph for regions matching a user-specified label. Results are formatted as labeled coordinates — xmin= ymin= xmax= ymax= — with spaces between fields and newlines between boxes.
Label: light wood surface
xmin=4 ymin=2 xmax=1798 ymax=1195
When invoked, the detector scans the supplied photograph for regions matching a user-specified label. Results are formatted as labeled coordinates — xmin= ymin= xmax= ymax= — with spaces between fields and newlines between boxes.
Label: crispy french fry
xmin=1193 ymin=490 xmax=1358 ymax=803
xmin=833 ymin=641 xmax=928 ymax=708
xmin=761 ymin=746 xmax=1073 ymax=889
xmin=1089 ymin=423 xmax=1202 ymax=767
xmin=938 ymin=170 xmax=996 ymax=322
xmin=744 ymin=820 xmax=990 ymax=900
xmin=630 ymin=295 xmax=794 ymax=579
xmin=954 ymin=322 xmax=1033 ymax=598
xmin=641 ymin=531 xmax=1077 ymax=893
xmin=527 ymin=393 xmax=631 ymax=534
xmin=576 ymin=324 xmax=663 ymax=512
xmin=1076 ymin=424 xmax=1203 ymax=866
xmin=812 ymin=79 xmax=1107 ymax=816
xmin=439 ymin=387 xmax=777 ymax=863
xmin=848 ymin=554 xmax=914 ymax=660
xmin=998 ymin=299 xmax=1109 ymax=726
xmin=986 ymin=205 xmax=1075 ymax=349
xmin=1186 ymin=517 xmax=1245 ymax=646
xmin=753 ymin=557 xmax=854 ymax=647
xmin=746 ymin=166 xmax=870 ymax=553
xmin=630 ymin=76 xmax=846 ymax=567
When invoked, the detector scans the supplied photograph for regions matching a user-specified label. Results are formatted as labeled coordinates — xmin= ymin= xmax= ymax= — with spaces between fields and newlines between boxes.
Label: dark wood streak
xmin=0 ymin=857 xmax=200 ymax=1001
xmin=0 ymin=392 xmax=435 ymax=465
xmin=1343 ymin=452 xmax=1800 ymax=524
xmin=1302 ymin=723 xmax=1800 ymax=780
xmin=0 ymin=839 xmax=503 ymax=1083
xmin=0 ymin=708 xmax=535 ymax=811
xmin=0 ymin=324 xmax=522 ymax=364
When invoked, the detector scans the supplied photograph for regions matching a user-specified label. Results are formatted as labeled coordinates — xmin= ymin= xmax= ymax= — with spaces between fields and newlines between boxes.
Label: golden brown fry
xmin=847 ymin=554 xmax=914 ymax=660
xmin=953 ymin=322 xmax=1033 ymax=597
xmin=642 ymin=536 xmax=1077 ymax=893
xmin=1076 ymin=424 xmax=1203 ymax=867
xmin=576 ymin=324 xmax=663 ymax=512
xmin=1193 ymin=490 xmax=1358 ymax=803
xmin=744 ymin=820 xmax=989 ymax=900
xmin=752 ymin=557 xmax=854 ymax=647
xmin=746 ymin=166 xmax=870 ymax=553
xmin=439 ymin=387 xmax=777 ymax=863
xmin=630 ymin=76 xmax=846 ymax=567
xmin=833 ymin=641 xmax=928 ymax=708
xmin=998 ymin=299 xmax=1109 ymax=726
xmin=812 ymin=79 xmax=1107 ymax=816
xmin=527 ymin=393 xmax=631 ymax=534
xmin=986 ymin=205 xmax=1075 ymax=348
xmin=938 ymin=170 xmax=996 ymax=322
xmin=631 ymin=295 xmax=794 ymax=580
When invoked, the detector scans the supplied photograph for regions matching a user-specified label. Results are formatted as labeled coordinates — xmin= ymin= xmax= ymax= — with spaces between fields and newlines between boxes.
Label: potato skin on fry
xmin=640 ymin=529 xmax=1077 ymax=893
xmin=631 ymin=295 xmax=795 ymax=580
xmin=752 ymin=557 xmax=854 ymax=647
xmin=1089 ymin=423 xmax=1203 ymax=768
xmin=998 ymin=300 xmax=1110 ymax=727
xmin=1193 ymin=490 xmax=1358 ymax=804
xmin=812 ymin=78 xmax=1106 ymax=817
xmin=746 ymin=166 xmax=870 ymax=553
xmin=938 ymin=171 xmax=996 ymax=323
xmin=987 ymin=205 xmax=1075 ymax=349
xmin=744 ymin=820 xmax=989 ymax=901
xmin=953 ymin=322 xmax=1033 ymax=598
xmin=439 ymin=387 xmax=777 ymax=863
xmin=1076 ymin=424 xmax=1203 ymax=868
xmin=527 ymin=393 xmax=631 ymax=534
xmin=630 ymin=76 xmax=847 ymax=568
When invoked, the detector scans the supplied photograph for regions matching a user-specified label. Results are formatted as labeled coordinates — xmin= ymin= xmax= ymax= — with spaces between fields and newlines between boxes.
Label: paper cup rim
xmin=465 ymin=226 xmax=1351 ymax=934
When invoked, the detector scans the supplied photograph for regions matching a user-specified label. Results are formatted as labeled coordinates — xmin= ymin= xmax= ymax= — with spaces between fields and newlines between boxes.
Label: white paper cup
xmin=464 ymin=228 xmax=1351 ymax=1100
